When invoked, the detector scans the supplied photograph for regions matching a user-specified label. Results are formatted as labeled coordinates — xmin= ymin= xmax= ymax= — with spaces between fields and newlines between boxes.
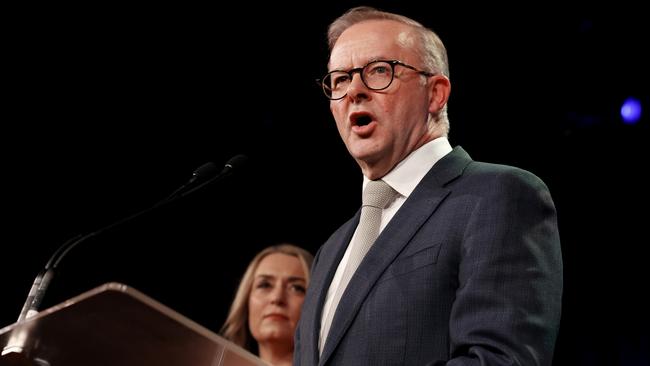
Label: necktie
xmin=319 ymin=179 xmax=398 ymax=352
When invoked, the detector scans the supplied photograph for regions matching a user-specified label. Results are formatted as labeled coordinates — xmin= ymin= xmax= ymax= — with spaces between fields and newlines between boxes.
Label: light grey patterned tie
xmin=319 ymin=179 xmax=398 ymax=353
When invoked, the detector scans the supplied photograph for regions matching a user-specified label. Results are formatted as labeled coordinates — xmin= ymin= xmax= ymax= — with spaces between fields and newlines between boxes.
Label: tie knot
xmin=363 ymin=180 xmax=398 ymax=209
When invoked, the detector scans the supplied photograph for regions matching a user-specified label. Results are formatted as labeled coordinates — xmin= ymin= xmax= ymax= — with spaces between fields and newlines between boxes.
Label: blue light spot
xmin=620 ymin=97 xmax=642 ymax=124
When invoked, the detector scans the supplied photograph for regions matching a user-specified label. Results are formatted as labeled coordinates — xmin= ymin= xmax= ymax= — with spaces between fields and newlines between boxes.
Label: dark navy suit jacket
xmin=294 ymin=147 xmax=563 ymax=366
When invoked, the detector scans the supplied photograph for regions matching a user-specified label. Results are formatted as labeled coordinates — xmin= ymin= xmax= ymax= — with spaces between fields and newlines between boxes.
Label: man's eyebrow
xmin=329 ymin=57 xmax=389 ymax=72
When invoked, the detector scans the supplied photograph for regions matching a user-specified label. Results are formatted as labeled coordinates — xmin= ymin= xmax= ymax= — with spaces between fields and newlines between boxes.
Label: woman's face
xmin=248 ymin=253 xmax=307 ymax=347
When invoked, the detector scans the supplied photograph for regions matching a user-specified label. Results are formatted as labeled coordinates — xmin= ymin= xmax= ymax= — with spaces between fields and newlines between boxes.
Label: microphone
xmin=15 ymin=154 xmax=248 ymax=322
xmin=165 ymin=154 xmax=248 ymax=201
xmin=162 ymin=161 xmax=218 ymax=201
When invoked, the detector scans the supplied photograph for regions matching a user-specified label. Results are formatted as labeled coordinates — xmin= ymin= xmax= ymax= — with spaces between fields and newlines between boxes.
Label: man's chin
xmin=349 ymin=144 xmax=382 ymax=164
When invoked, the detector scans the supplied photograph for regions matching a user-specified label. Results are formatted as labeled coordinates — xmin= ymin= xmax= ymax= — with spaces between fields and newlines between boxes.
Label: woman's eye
xmin=255 ymin=281 xmax=272 ymax=289
xmin=290 ymin=284 xmax=306 ymax=293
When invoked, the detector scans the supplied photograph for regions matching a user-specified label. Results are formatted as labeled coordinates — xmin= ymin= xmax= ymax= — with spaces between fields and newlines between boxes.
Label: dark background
xmin=3 ymin=3 xmax=649 ymax=365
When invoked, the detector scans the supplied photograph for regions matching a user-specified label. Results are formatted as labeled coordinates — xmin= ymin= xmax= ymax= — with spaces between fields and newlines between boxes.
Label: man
xmin=294 ymin=6 xmax=562 ymax=366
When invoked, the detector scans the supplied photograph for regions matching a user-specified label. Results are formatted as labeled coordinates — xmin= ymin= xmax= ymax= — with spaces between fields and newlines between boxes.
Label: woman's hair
xmin=327 ymin=6 xmax=451 ymax=133
xmin=220 ymin=243 xmax=314 ymax=353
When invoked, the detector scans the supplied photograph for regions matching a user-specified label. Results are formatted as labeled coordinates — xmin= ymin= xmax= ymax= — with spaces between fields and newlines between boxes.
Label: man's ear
xmin=428 ymin=75 xmax=451 ymax=114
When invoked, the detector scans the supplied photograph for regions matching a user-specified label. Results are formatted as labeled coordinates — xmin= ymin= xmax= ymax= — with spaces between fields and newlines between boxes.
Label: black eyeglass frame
xmin=317 ymin=59 xmax=436 ymax=100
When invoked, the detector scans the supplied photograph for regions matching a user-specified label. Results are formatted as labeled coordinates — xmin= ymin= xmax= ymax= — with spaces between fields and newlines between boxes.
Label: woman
xmin=221 ymin=244 xmax=314 ymax=366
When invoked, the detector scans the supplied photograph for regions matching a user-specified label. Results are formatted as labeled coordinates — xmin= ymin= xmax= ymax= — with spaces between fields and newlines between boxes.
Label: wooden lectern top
xmin=0 ymin=282 xmax=268 ymax=366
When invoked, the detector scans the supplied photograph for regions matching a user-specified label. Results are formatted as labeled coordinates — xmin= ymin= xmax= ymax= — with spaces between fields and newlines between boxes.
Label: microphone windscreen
xmin=224 ymin=154 xmax=248 ymax=171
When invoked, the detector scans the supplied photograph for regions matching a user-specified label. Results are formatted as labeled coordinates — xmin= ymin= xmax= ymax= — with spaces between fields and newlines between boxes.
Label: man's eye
xmin=368 ymin=65 xmax=389 ymax=75
xmin=332 ymin=74 xmax=350 ymax=88
xmin=375 ymin=66 xmax=389 ymax=74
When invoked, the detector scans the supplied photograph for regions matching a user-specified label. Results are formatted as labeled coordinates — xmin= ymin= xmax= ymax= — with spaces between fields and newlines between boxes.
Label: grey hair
xmin=327 ymin=6 xmax=450 ymax=134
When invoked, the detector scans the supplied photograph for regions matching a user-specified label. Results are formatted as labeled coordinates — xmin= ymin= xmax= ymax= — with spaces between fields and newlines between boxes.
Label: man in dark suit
xmin=295 ymin=6 xmax=563 ymax=366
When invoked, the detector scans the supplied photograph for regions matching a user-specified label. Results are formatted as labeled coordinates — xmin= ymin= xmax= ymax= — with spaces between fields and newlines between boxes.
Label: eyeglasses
xmin=317 ymin=59 xmax=435 ymax=100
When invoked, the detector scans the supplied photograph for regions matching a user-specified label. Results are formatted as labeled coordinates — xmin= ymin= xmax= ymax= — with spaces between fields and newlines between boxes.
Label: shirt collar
xmin=363 ymin=137 xmax=453 ymax=198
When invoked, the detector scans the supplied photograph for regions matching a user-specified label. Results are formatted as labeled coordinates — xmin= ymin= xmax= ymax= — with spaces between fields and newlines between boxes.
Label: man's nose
xmin=346 ymin=73 xmax=370 ymax=101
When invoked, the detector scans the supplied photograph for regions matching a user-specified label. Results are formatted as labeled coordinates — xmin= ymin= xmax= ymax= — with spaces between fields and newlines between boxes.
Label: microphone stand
xmin=15 ymin=156 xmax=245 ymax=323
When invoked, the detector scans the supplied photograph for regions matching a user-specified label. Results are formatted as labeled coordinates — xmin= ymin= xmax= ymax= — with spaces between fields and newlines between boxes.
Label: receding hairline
xmin=327 ymin=6 xmax=426 ymax=51
xmin=335 ymin=19 xmax=420 ymax=46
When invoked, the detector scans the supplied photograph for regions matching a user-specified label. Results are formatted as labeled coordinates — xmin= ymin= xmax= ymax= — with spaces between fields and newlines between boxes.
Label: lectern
xmin=0 ymin=282 xmax=267 ymax=366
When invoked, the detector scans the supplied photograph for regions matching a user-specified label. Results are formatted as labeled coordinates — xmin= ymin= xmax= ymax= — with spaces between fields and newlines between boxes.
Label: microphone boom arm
xmin=15 ymin=155 xmax=247 ymax=322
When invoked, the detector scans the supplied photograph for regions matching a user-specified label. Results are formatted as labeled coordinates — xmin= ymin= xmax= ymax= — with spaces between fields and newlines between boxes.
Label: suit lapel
xmin=303 ymin=213 xmax=360 ymax=365
xmin=318 ymin=146 xmax=471 ymax=365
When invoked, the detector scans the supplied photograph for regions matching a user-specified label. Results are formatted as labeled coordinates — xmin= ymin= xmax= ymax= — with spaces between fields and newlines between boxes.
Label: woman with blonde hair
xmin=221 ymin=244 xmax=314 ymax=366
